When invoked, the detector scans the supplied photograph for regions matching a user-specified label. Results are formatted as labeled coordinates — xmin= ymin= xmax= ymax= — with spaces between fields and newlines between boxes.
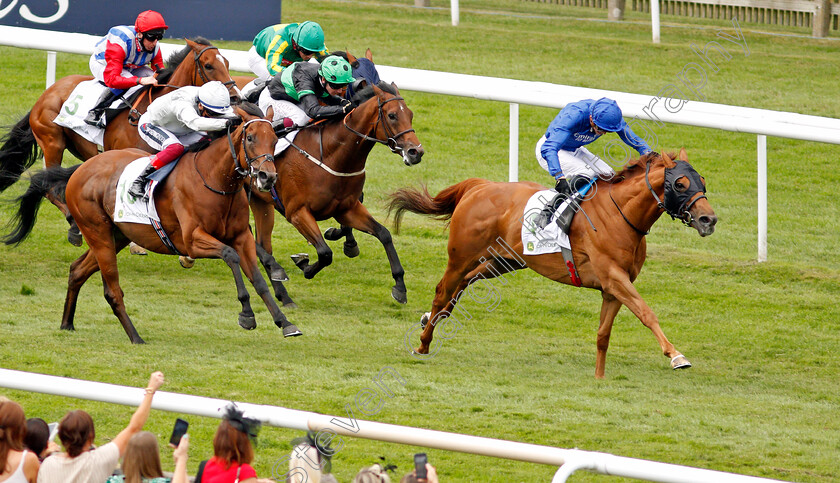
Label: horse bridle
xmin=342 ymin=95 xmax=416 ymax=155
xmin=610 ymin=158 xmax=707 ymax=234
xmin=196 ymin=119 xmax=275 ymax=195
xmin=193 ymin=45 xmax=236 ymax=90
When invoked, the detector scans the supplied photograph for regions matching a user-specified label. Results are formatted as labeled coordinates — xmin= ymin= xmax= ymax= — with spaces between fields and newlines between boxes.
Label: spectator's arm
xmin=171 ymin=434 xmax=189 ymax=483
xmin=112 ymin=371 xmax=165 ymax=454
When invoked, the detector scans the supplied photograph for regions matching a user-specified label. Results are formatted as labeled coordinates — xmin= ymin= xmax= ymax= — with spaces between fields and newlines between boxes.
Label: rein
xmin=195 ymin=119 xmax=274 ymax=195
xmin=343 ymin=95 xmax=415 ymax=154
xmin=608 ymin=181 xmax=649 ymax=236
xmin=193 ymin=45 xmax=236 ymax=89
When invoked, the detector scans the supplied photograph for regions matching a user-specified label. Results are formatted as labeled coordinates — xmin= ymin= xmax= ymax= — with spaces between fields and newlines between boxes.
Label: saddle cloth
xmin=521 ymin=189 xmax=572 ymax=256
xmin=113 ymin=157 xmax=177 ymax=224
xmin=54 ymin=80 xmax=143 ymax=146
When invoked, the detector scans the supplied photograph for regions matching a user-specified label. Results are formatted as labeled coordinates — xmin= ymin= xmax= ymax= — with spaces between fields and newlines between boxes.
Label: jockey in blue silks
xmin=533 ymin=97 xmax=653 ymax=228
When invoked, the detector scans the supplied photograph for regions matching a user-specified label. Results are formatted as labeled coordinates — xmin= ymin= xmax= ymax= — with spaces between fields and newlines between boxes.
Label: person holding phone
xmin=398 ymin=454 xmax=439 ymax=483
xmin=23 ymin=418 xmax=60 ymax=462
xmin=37 ymin=371 xmax=165 ymax=483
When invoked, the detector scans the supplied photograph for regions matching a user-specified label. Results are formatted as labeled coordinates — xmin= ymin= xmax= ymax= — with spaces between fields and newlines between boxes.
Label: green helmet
xmin=293 ymin=21 xmax=325 ymax=52
xmin=319 ymin=56 xmax=355 ymax=85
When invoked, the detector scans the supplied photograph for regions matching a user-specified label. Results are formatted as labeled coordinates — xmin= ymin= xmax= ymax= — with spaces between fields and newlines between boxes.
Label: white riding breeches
xmin=535 ymin=135 xmax=615 ymax=180
xmin=247 ymin=46 xmax=272 ymax=81
xmin=138 ymin=113 xmax=206 ymax=151
xmin=258 ymin=89 xmax=310 ymax=155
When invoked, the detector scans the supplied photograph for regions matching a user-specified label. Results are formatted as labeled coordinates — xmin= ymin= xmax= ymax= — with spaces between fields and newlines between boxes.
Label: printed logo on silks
xmin=527 ymin=241 xmax=535 ymax=251
xmin=537 ymin=240 xmax=561 ymax=249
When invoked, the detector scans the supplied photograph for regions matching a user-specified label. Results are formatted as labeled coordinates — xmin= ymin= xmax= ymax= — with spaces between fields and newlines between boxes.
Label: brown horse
xmin=0 ymin=38 xmax=239 ymax=245
xmin=2 ymin=104 xmax=300 ymax=344
xmin=388 ymin=149 xmax=717 ymax=378
xmin=248 ymin=82 xmax=424 ymax=307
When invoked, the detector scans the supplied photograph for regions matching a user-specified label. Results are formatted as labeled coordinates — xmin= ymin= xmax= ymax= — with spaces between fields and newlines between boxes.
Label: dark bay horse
xmin=0 ymin=38 xmax=239 ymax=245
xmin=249 ymin=82 xmax=424 ymax=307
xmin=388 ymin=150 xmax=717 ymax=378
xmin=2 ymin=104 xmax=301 ymax=344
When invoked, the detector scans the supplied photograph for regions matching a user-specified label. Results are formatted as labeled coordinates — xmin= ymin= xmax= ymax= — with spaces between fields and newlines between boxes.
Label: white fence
xmin=2 ymin=25 xmax=839 ymax=260
xmin=0 ymin=368 xmax=788 ymax=483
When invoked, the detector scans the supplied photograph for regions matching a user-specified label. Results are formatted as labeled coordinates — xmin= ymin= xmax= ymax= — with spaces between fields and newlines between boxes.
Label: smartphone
xmin=414 ymin=453 xmax=428 ymax=480
xmin=47 ymin=422 xmax=59 ymax=442
xmin=169 ymin=418 xmax=189 ymax=447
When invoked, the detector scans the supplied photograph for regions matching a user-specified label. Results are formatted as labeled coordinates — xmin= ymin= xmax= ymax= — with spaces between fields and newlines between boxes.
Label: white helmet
xmin=197 ymin=81 xmax=234 ymax=116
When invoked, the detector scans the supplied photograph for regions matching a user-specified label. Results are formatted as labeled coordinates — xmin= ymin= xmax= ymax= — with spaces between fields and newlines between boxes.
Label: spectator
xmin=353 ymin=463 xmax=391 ymax=483
xmin=36 ymin=371 xmax=165 ymax=483
xmin=399 ymin=463 xmax=438 ymax=483
xmin=24 ymin=418 xmax=59 ymax=462
xmin=0 ymin=399 xmax=40 ymax=483
xmin=196 ymin=404 xmax=274 ymax=483
xmin=105 ymin=431 xmax=189 ymax=483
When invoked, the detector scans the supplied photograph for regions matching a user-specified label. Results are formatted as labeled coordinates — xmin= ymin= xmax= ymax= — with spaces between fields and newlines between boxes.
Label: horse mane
xmin=350 ymin=81 xmax=396 ymax=105
xmin=612 ymin=151 xmax=677 ymax=181
xmin=156 ymin=37 xmax=213 ymax=84
xmin=237 ymin=101 xmax=264 ymax=118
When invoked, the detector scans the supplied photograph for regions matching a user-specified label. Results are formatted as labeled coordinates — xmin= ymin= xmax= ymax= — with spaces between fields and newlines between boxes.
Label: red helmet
xmin=135 ymin=10 xmax=168 ymax=33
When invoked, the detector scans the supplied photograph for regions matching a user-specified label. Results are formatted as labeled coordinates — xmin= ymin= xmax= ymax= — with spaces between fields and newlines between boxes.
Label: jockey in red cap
xmin=85 ymin=10 xmax=169 ymax=128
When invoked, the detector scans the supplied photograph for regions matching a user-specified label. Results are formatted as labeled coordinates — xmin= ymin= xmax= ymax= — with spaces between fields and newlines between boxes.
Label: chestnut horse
xmin=248 ymin=82 xmax=424 ymax=308
xmin=2 ymin=104 xmax=300 ymax=344
xmin=388 ymin=150 xmax=717 ymax=378
xmin=0 ymin=38 xmax=239 ymax=245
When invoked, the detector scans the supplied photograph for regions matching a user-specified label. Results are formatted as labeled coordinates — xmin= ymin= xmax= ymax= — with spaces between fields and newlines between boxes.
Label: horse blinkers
xmin=662 ymin=160 xmax=707 ymax=225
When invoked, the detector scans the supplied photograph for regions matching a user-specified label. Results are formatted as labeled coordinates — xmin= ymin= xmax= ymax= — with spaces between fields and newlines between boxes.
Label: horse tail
xmin=0 ymin=111 xmax=41 ymax=192
xmin=2 ymin=165 xmax=80 ymax=246
xmin=387 ymin=178 xmax=490 ymax=233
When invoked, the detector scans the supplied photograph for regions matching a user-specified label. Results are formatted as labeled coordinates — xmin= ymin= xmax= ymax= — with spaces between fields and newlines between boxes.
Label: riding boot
xmin=241 ymin=78 xmax=267 ymax=103
xmin=128 ymin=164 xmax=157 ymax=200
xmin=532 ymin=193 xmax=565 ymax=230
xmin=84 ymin=89 xmax=120 ymax=128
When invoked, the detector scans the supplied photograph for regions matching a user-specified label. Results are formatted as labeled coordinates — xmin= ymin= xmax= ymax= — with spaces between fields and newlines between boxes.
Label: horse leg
xmin=600 ymin=267 xmax=689 ymax=371
xmin=595 ymin=293 xmax=622 ymax=379
xmin=231 ymin=231 xmax=301 ymax=337
xmin=61 ymin=249 xmax=102 ymax=332
xmin=91 ymin=238 xmax=144 ymax=344
xmin=416 ymin=261 xmax=475 ymax=355
xmin=186 ymin=229 xmax=259 ymax=331
xmin=336 ymin=204 xmax=407 ymax=303
xmin=288 ymin=209 xmax=332 ymax=279
xmin=324 ymin=225 xmax=360 ymax=258
xmin=250 ymin=195 xmax=295 ymax=307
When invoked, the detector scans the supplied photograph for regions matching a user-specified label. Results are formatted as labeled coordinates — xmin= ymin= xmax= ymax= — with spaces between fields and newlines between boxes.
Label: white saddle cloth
xmin=113 ymin=157 xmax=162 ymax=224
xmin=521 ymin=189 xmax=572 ymax=256
xmin=53 ymin=80 xmax=143 ymax=146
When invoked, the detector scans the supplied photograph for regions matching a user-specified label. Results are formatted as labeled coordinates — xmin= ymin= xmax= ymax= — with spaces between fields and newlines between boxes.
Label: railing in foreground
xmin=0 ymin=369 xmax=788 ymax=483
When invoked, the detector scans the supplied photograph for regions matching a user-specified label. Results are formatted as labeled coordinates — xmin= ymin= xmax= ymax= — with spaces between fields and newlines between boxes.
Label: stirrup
xmin=84 ymin=111 xmax=105 ymax=128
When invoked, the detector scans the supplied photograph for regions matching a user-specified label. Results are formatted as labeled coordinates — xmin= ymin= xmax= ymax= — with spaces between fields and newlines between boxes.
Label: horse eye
xmin=674 ymin=179 xmax=688 ymax=192
xmin=246 ymin=133 xmax=254 ymax=143
xmin=204 ymin=63 xmax=214 ymax=70
xmin=388 ymin=112 xmax=397 ymax=121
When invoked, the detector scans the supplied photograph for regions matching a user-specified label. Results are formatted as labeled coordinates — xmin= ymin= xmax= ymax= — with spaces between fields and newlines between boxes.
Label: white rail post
xmin=757 ymin=135 xmax=767 ymax=262
xmin=509 ymin=103 xmax=519 ymax=182
xmin=46 ymin=51 xmax=57 ymax=88
xmin=451 ymin=0 xmax=460 ymax=26
xmin=651 ymin=0 xmax=661 ymax=44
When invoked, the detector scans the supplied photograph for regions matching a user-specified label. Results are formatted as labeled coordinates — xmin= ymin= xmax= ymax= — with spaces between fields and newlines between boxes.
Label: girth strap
xmin=150 ymin=218 xmax=184 ymax=256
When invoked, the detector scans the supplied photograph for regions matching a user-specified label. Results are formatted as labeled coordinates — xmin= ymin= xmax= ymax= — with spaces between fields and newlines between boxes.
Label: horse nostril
xmin=699 ymin=215 xmax=717 ymax=227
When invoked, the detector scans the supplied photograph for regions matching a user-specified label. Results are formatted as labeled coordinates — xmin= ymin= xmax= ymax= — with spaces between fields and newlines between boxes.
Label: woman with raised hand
xmin=37 ymin=371 xmax=165 ymax=483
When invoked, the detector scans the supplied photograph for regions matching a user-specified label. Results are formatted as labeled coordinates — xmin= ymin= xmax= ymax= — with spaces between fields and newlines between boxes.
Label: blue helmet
xmin=590 ymin=98 xmax=624 ymax=132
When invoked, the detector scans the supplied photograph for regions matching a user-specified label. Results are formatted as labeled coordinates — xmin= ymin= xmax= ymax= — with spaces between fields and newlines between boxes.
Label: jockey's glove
xmin=554 ymin=176 xmax=572 ymax=198
xmin=225 ymin=117 xmax=243 ymax=130
xmin=339 ymin=98 xmax=353 ymax=114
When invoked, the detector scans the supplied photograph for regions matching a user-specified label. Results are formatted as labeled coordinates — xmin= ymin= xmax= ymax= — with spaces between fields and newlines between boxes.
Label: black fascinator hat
xmin=223 ymin=403 xmax=261 ymax=441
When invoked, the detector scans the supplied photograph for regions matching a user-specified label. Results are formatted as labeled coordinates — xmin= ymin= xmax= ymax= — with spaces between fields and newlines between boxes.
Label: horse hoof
xmin=130 ymin=336 xmax=146 ymax=345
xmin=671 ymin=355 xmax=692 ymax=370
xmin=391 ymin=286 xmax=407 ymax=304
xmin=238 ymin=315 xmax=257 ymax=330
xmin=324 ymin=227 xmax=343 ymax=241
xmin=179 ymin=256 xmax=196 ymax=269
xmin=343 ymin=242 xmax=360 ymax=258
xmin=282 ymin=324 xmax=303 ymax=337
xmin=291 ymin=253 xmax=309 ymax=270
xmin=270 ymin=266 xmax=289 ymax=282
xmin=420 ymin=312 xmax=431 ymax=330
xmin=283 ymin=302 xmax=298 ymax=309
xmin=67 ymin=228 xmax=83 ymax=247
xmin=129 ymin=242 xmax=148 ymax=256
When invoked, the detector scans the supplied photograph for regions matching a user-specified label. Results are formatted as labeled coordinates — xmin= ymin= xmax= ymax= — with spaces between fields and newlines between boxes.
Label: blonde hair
xmin=353 ymin=463 xmax=391 ymax=483
xmin=122 ymin=431 xmax=164 ymax=483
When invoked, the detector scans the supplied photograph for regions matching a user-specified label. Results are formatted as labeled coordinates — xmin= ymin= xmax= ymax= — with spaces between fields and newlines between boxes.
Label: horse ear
xmin=265 ymin=106 xmax=274 ymax=122
xmin=346 ymin=49 xmax=357 ymax=63
xmin=184 ymin=38 xmax=197 ymax=49
xmin=677 ymin=147 xmax=688 ymax=161
xmin=365 ymin=48 xmax=373 ymax=61
xmin=391 ymin=82 xmax=400 ymax=94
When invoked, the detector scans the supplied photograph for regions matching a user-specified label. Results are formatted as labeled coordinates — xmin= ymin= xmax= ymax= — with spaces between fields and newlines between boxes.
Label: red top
xmin=201 ymin=457 xmax=257 ymax=483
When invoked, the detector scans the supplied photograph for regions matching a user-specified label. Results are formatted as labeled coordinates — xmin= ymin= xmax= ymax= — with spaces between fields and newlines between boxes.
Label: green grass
xmin=1 ymin=1 xmax=839 ymax=482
